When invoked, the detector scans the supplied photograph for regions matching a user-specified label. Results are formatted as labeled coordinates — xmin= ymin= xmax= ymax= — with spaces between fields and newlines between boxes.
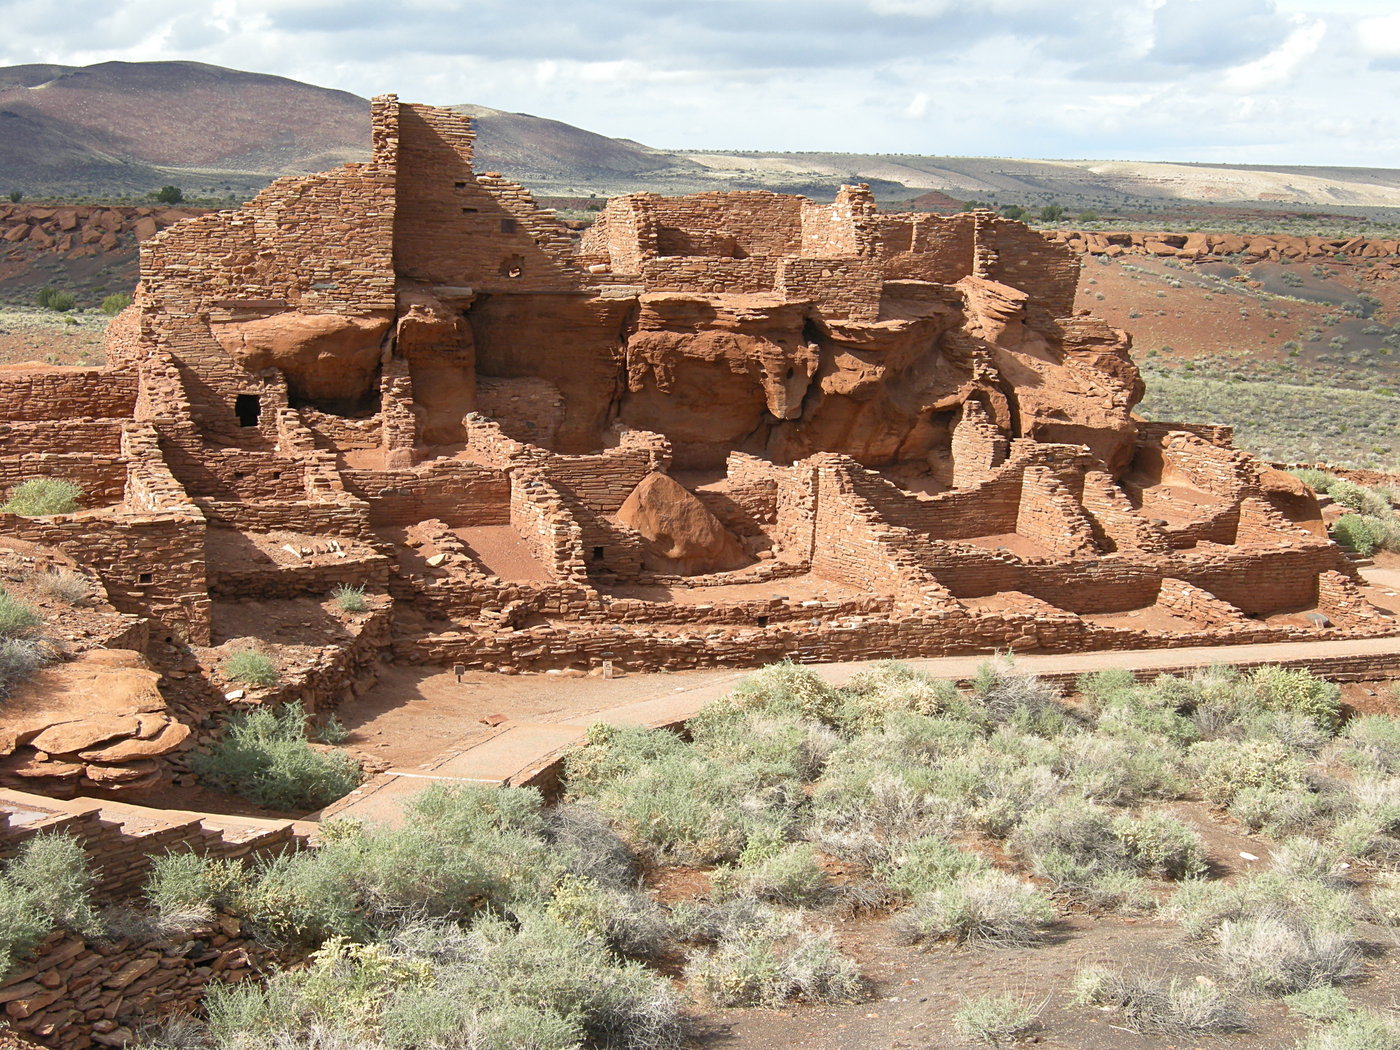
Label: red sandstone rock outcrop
xmin=0 ymin=650 xmax=188 ymax=795
xmin=618 ymin=472 xmax=751 ymax=575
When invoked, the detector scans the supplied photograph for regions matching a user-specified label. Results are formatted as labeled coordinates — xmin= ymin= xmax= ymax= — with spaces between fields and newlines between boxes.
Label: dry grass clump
xmin=952 ymin=992 xmax=1043 ymax=1045
xmin=1071 ymin=966 xmax=1250 ymax=1034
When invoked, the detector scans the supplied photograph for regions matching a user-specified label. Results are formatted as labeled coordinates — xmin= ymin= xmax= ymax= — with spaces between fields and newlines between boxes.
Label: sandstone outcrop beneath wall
xmin=617 ymin=472 xmax=750 ymax=575
xmin=0 ymin=650 xmax=188 ymax=796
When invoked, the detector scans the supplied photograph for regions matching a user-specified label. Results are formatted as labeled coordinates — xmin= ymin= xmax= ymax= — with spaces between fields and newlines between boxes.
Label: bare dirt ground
xmin=0 ymin=308 xmax=107 ymax=366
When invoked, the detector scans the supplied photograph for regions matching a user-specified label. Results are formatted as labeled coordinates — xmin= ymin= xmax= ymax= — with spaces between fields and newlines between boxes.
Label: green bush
xmin=952 ymin=993 xmax=1041 ymax=1045
xmin=191 ymin=700 xmax=361 ymax=811
xmin=684 ymin=912 xmax=863 ymax=1006
xmin=1247 ymin=666 xmax=1342 ymax=732
xmin=894 ymin=869 xmax=1055 ymax=946
xmin=836 ymin=661 xmax=957 ymax=729
xmin=35 ymin=288 xmax=75 ymax=312
xmin=1331 ymin=514 xmax=1388 ymax=556
xmin=1297 ymin=1010 xmax=1400 ymax=1050
xmin=1327 ymin=479 xmax=1392 ymax=517
xmin=1113 ymin=812 xmax=1207 ymax=880
xmin=100 ymin=292 xmax=132 ymax=315
xmin=222 ymin=647 xmax=279 ymax=687
xmin=155 ymin=185 xmax=183 ymax=204
xmin=0 ymin=833 xmax=97 ymax=977
xmin=1289 ymin=469 xmax=1336 ymax=494
xmin=711 ymin=840 xmax=829 ymax=906
xmin=332 ymin=583 xmax=369 ymax=613
xmin=1215 ymin=914 xmax=1359 ymax=994
xmin=0 ymin=591 xmax=41 ymax=637
xmin=1071 ymin=966 xmax=1249 ymax=1033
xmin=3 ymin=477 xmax=81 ymax=516
xmin=1189 ymin=738 xmax=1308 ymax=804
xmin=874 ymin=835 xmax=987 ymax=897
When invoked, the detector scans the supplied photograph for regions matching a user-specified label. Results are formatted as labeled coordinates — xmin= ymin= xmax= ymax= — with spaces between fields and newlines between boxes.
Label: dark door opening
xmin=235 ymin=393 xmax=261 ymax=428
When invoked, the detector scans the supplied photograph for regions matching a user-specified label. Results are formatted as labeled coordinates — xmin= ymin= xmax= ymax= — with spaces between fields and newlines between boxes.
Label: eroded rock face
xmin=617 ymin=472 xmax=751 ymax=576
xmin=0 ymin=650 xmax=188 ymax=795
xmin=212 ymin=311 xmax=391 ymax=409
xmin=1259 ymin=467 xmax=1327 ymax=537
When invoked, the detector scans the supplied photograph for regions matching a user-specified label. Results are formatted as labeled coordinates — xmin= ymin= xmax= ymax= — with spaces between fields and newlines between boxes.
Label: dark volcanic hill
xmin=0 ymin=61 xmax=371 ymax=197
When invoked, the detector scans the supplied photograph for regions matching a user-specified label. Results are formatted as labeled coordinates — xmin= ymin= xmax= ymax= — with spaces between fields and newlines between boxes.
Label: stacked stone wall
xmin=0 ymin=370 xmax=136 ymax=422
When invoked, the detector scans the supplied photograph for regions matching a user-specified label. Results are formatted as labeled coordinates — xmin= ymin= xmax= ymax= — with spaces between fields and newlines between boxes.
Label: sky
xmin=2 ymin=0 xmax=1400 ymax=165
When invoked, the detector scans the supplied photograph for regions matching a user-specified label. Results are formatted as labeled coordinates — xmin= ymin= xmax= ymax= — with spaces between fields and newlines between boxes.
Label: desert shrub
xmin=1331 ymin=514 xmax=1389 ymax=556
xmin=239 ymin=786 xmax=564 ymax=944
xmin=191 ymin=700 xmax=361 ymax=811
xmin=1230 ymin=785 xmax=1328 ymax=837
xmin=3 ymin=477 xmax=80 ymax=516
xmin=545 ymin=803 xmax=637 ymax=890
xmin=836 ymin=661 xmax=959 ymax=729
xmin=100 ymin=292 xmax=132 ymax=315
xmin=710 ymin=840 xmax=828 ymax=907
xmin=1244 ymin=709 xmax=1331 ymax=754
xmin=1113 ymin=812 xmax=1207 ymax=879
xmin=1064 ymin=734 xmax=1185 ymax=804
xmin=971 ymin=658 xmax=1064 ymax=727
xmin=545 ymin=874 xmax=672 ymax=959
xmin=684 ymin=912 xmax=862 ymax=1007
xmin=1070 ymin=966 xmax=1250 ymax=1033
xmin=1333 ymin=715 xmax=1400 ymax=774
xmin=894 ymin=869 xmax=1054 ymax=946
xmin=0 ymin=833 xmax=97 ymax=977
xmin=145 ymin=852 xmax=250 ymax=932
xmin=952 ymin=993 xmax=1041 ymax=1045
xmin=1248 ymin=666 xmax=1342 ymax=733
xmin=34 ymin=569 xmax=92 ymax=604
xmin=1076 ymin=668 xmax=1140 ymax=711
xmin=1328 ymin=479 xmax=1393 ymax=518
xmin=1167 ymin=872 xmax=1354 ymax=941
xmin=0 ymin=637 xmax=48 ymax=699
xmin=1189 ymin=738 xmax=1308 ymax=804
xmin=1284 ymin=985 xmax=1352 ymax=1022
xmin=0 ymin=590 xmax=41 ymax=638
xmin=35 ymin=288 xmax=75 ymax=312
xmin=314 ymin=716 xmax=349 ymax=745
xmin=1296 ymin=1010 xmax=1400 ymax=1050
xmin=1290 ymin=469 xmax=1336 ymax=494
xmin=1367 ymin=871 xmax=1400 ymax=925
xmin=192 ymin=912 xmax=685 ymax=1050
xmin=332 ymin=583 xmax=369 ymax=613
xmin=699 ymin=661 xmax=841 ymax=725
xmin=689 ymin=706 xmax=838 ymax=782
xmin=565 ymin=723 xmax=796 ymax=865
xmin=1215 ymin=913 xmax=1360 ymax=994
xmin=1271 ymin=838 xmax=1348 ymax=887
xmin=1011 ymin=801 xmax=1127 ymax=880
xmin=1329 ymin=813 xmax=1400 ymax=862
xmin=874 ymin=835 xmax=987 ymax=897
xmin=222 ymin=647 xmax=279 ymax=687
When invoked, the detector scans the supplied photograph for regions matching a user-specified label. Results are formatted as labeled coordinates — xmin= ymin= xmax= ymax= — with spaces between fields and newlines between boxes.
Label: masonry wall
xmin=341 ymin=462 xmax=510 ymax=528
xmin=0 ymin=369 xmax=136 ymax=422
xmin=392 ymin=103 xmax=582 ymax=292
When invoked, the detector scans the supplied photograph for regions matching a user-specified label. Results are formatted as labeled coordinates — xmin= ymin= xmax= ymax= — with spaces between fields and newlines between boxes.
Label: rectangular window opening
xmin=500 ymin=217 xmax=518 ymax=233
xmin=235 ymin=393 xmax=261 ymax=428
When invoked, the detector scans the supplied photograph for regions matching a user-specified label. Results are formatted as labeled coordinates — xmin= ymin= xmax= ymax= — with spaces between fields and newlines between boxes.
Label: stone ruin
xmin=0 ymin=94 xmax=1394 ymax=804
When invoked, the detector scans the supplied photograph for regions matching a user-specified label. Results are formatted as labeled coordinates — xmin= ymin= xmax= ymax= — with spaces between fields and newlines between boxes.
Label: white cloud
xmin=1223 ymin=17 xmax=1325 ymax=90
xmin=904 ymin=90 xmax=930 ymax=118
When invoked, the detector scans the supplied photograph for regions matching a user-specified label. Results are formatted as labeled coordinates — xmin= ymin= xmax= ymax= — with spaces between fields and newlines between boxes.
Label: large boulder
xmin=617 ymin=473 xmax=751 ymax=576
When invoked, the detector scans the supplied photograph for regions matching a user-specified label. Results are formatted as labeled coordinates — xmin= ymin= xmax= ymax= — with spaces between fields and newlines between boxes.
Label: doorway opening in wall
xmin=235 ymin=393 xmax=261 ymax=428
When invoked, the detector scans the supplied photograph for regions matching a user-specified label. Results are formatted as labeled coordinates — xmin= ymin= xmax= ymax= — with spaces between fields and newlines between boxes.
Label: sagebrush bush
xmin=1333 ymin=715 xmax=1400 ymax=774
xmin=894 ymin=869 xmax=1055 ymax=946
xmin=1271 ymin=838 xmax=1348 ymax=887
xmin=1331 ymin=514 xmax=1392 ymax=557
xmin=1248 ymin=666 xmax=1342 ymax=732
xmin=1328 ymin=479 xmax=1393 ymax=518
xmin=952 ymin=993 xmax=1041 ymax=1045
xmin=1190 ymin=738 xmax=1308 ymax=804
xmin=0 ymin=833 xmax=97 ymax=977
xmin=332 ymin=583 xmax=369 ymax=613
xmin=222 ymin=647 xmax=279 ymax=687
xmin=0 ymin=637 xmax=47 ymax=700
xmin=1071 ymin=966 xmax=1250 ymax=1033
xmin=191 ymin=701 xmax=361 ymax=811
xmin=1215 ymin=912 xmax=1360 ymax=994
xmin=34 ymin=569 xmax=92 ymax=604
xmin=837 ymin=661 xmax=958 ymax=729
xmin=1296 ymin=1010 xmax=1400 ymax=1050
xmin=3 ymin=477 xmax=80 ymax=516
xmin=874 ymin=835 xmax=987 ymax=897
xmin=1290 ymin=469 xmax=1336 ymax=494
xmin=711 ymin=840 xmax=829 ymax=907
xmin=0 ymin=590 xmax=41 ymax=638
xmin=684 ymin=912 xmax=863 ymax=1007
xmin=100 ymin=292 xmax=132 ymax=315
xmin=1113 ymin=812 xmax=1207 ymax=880
xmin=971 ymin=657 xmax=1063 ymax=726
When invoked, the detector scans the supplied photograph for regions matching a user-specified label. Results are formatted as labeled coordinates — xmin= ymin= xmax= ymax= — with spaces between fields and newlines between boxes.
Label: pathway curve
xmin=325 ymin=631 xmax=1400 ymax=825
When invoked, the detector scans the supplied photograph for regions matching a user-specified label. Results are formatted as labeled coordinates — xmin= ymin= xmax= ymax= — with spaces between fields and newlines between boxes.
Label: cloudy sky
xmin=3 ymin=0 xmax=1399 ymax=164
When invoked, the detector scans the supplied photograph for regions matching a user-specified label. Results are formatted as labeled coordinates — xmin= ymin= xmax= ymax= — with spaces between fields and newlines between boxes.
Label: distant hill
xmin=0 ymin=61 xmax=371 ymax=197
xmin=4 ymin=60 xmax=1400 ymax=220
